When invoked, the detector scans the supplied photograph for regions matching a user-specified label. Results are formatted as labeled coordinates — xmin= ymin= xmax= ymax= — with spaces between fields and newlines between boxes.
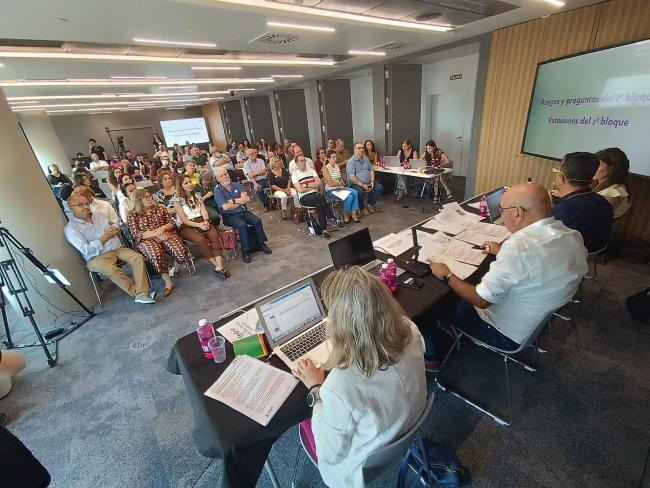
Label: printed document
xmin=217 ymin=308 xmax=264 ymax=343
xmin=204 ymin=355 xmax=299 ymax=426
xmin=428 ymin=256 xmax=478 ymax=280
xmin=331 ymin=189 xmax=352 ymax=201
xmin=373 ymin=229 xmax=413 ymax=256
xmin=421 ymin=218 xmax=466 ymax=235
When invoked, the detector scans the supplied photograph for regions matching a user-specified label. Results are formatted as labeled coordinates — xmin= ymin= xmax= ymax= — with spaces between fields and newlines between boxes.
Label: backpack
xmin=399 ymin=439 xmax=470 ymax=487
xmin=306 ymin=213 xmax=322 ymax=236
xmin=626 ymin=287 xmax=650 ymax=323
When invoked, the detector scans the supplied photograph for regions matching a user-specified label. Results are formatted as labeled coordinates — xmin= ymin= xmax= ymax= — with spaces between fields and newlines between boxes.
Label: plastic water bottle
xmin=479 ymin=195 xmax=488 ymax=218
xmin=380 ymin=157 xmax=385 ymax=168
xmin=379 ymin=264 xmax=391 ymax=291
xmin=386 ymin=258 xmax=397 ymax=293
xmin=197 ymin=319 xmax=216 ymax=360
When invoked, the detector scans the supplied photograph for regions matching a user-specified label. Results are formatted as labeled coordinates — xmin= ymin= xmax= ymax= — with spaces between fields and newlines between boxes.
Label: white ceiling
xmin=0 ymin=0 xmax=603 ymax=115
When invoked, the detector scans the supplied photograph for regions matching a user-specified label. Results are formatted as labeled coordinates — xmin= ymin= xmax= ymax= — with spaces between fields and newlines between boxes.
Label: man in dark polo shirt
xmin=88 ymin=138 xmax=106 ymax=160
xmin=551 ymin=151 xmax=613 ymax=253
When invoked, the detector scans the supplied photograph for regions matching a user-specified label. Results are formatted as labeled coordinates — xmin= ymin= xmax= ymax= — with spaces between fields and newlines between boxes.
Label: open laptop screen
xmin=486 ymin=187 xmax=506 ymax=223
xmin=257 ymin=280 xmax=324 ymax=345
xmin=328 ymin=227 xmax=376 ymax=269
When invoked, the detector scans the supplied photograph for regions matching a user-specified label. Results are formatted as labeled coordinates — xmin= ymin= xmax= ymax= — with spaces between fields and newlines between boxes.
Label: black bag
xmin=398 ymin=439 xmax=470 ymax=487
xmin=625 ymin=287 xmax=650 ymax=323
xmin=306 ymin=213 xmax=322 ymax=236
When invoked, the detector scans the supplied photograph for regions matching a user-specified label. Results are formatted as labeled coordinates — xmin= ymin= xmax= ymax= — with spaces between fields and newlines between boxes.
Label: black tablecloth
xmin=167 ymin=197 xmax=493 ymax=488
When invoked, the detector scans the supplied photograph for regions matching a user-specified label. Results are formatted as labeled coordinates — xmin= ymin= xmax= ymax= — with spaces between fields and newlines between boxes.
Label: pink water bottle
xmin=479 ymin=195 xmax=488 ymax=218
xmin=386 ymin=258 xmax=397 ymax=293
xmin=197 ymin=319 xmax=216 ymax=360
xmin=380 ymin=157 xmax=385 ymax=168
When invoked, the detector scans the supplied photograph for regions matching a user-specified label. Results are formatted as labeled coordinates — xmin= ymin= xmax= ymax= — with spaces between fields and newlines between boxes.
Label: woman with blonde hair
xmin=293 ymin=266 xmax=427 ymax=488
xmin=127 ymin=189 xmax=190 ymax=296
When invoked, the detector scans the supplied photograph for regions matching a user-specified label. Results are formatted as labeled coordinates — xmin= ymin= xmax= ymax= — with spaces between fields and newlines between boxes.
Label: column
xmin=18 ymin=111 xmax=72 ymax=175
xmin=0 ymin=93 xmax=95 ymax=324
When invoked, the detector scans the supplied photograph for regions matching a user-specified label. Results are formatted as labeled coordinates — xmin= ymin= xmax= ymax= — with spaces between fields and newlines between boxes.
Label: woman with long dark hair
xmin=363 ymin=139 xmax=379 ymax=164
xmin=423 ymin=139 xmax=453 ymax=202
xmin=594 ymin=147 xmax=631 ymax=218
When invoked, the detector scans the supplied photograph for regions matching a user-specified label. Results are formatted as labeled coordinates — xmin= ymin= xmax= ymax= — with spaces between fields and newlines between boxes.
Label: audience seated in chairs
xmin=214 ymin=166 xmax=272 ymax=263
xmin=323 ymin=150 xmax=361 ymax=224
xmin=292 ymin=155 xmax=338 ymax=238
xmin=334 ymin=138 xmax=351 ymax=167
xmin=153 ymin=170 xmax=178 ymax=217
xmin=47 ymin=164 xmax=73 ymax=202
xmin=118 ymin=180 xmax=137 ymax=224
xmin=426 ymin=182 xmax=588 ymax=371
xmin=347 ymin=142 xmax=383 ymax=216
xmin=267 ymin=142 xmax=287 ymax=168
xmin=268 ymin=155 xmax=298 ymax=220
xmin=64 ymin=193 xmax=155 ymax=304
xmin=363 ymin=139 xmax=380 ymax=165
xmin=89 ymin=152 xmax=109 ymax=172
xmin=243 ymin=147 xmax=271 ymax=213
xmin=314 ymin=148 xmax=327 ymax=177
xmin=594 ymin=147 xmax=631 ymax=219
xmin=288 ymin=145 xmax=316 ymax=175
xmin=235 ymin=143 xmax=248 ymax=164
xmin=292 ymin=266 xmax=427 ymax=486
xmin=128 ymin=189 xmax=190 ymax=297
xmin=550 ymin=151 xmax=614 ymax=253
xmin=194 ymin=169 xmax=221 ymax=228
xmin=174 ymin=174 xmax=230 ymax=280
xmin=424 ymin=139 xmax=453 ymax=203
xmin=209 ymin=148 xmax=234 ymax=171
xmin=107 ymin=167 xmax=124 ymax=204
xmin=184 ymin=160 xmax=200 ymax=186
xmin=72 ymin=186 xmax=120 ymax=226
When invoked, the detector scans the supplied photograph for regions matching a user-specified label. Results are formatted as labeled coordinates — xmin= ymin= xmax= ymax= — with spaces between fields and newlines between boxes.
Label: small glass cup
xmin=208 ymin=336 xmax=226 ymax=363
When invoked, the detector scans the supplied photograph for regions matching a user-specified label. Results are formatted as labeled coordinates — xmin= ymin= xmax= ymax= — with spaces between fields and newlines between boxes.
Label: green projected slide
xmin=522 ymin=39 xmax=650 ymax=176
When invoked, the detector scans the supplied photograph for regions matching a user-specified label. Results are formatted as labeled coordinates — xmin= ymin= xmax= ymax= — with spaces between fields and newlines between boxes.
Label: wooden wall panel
xmin=474 ymin=0 xmax=650 ymax=240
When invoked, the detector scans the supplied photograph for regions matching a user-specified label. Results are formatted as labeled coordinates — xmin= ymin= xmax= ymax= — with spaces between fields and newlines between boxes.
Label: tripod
xmin=0 ymin=225 xmax=95 ymax=367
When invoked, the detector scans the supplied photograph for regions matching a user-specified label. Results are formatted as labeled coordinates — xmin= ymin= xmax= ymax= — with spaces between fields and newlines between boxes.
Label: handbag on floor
xmin=398 ymin=439 xmax=470 ymax=487
xmin=219 ymin=226 xmax=237 ymax=250
xmin=625 ymin=287 xmax=650 ymax=323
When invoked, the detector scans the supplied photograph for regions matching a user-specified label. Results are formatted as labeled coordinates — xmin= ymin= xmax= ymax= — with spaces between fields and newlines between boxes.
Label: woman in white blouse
xmin=594 ymin=147 xmax=631 ymax=219
xmin=293 ymin=266 xmax=427 ymax=488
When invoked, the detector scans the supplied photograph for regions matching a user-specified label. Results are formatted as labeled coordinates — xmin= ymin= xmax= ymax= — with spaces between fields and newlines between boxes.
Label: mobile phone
xmin=398 ymin=276 xmax=423 ymax=290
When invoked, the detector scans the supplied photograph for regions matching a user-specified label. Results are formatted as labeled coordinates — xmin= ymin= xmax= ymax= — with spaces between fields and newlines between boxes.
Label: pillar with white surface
xmin=0 ymin=94 xmax=95 ymax=325
xmin=17 ymin=111 xmax=72 ymax=175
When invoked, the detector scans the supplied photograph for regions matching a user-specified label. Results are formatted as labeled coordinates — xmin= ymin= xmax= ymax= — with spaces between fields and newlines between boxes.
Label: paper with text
xmin=217 ymin=308 xmax=264 ymax=344
xmin=421 ymin=217 xmax=467 ymax=235
xmin=429 ymin=257 xmax=478 ymax=280
xmin=331 ymin=189 xmax=352 ymax=201
xmin=204 ymin=355 xmax=299 ymax=426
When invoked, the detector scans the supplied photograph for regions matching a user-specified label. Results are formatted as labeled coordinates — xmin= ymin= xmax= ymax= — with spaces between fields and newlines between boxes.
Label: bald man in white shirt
xmin=425 ymin=182 xmax=588 ymax=370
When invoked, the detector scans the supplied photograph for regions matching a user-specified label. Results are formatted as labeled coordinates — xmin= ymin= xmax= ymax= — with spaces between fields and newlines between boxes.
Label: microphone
xmin=404 ymin=228 xmax=431 ymax=278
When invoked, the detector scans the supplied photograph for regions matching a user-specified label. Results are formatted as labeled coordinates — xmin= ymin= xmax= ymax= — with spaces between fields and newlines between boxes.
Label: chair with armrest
xmin=435 ymin=309 xmax=557 ymax=426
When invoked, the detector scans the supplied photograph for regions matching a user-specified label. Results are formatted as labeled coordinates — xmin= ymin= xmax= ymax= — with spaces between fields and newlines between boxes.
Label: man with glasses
xmin=550 ymin=151 xmax=613 ymax=253
xmin=288 ymin=145 xmax=316 ymax=175
xmin=64 ymin=193 xmax=155 ymax=304
xmin=243 ymin=147 xmax=271 ymax=212
xmin=346 ymin=142 xmax=384 ymax=215
xmin=424 ymin=182 xmax=587 ymax=371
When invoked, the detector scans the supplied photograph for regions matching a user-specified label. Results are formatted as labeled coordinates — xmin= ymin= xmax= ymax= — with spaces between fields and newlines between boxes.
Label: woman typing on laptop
xmin=293 ymin=266 xmax=427 ymax=487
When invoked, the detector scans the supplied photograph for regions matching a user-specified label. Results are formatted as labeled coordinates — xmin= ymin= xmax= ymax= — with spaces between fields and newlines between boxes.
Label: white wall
xmin=419 ymin=49 xmax=479 ymax=177
xmin=350 ymin=76 xmax=374 ymax=144
xmin=18 ymin=111 xmax=72 ymax=175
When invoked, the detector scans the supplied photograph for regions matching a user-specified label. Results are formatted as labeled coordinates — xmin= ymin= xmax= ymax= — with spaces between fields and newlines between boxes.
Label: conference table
xmin=167 ymin=194 xmax=490 ymax=488
xmin=374 ymin=166 xmax=453 ymax=211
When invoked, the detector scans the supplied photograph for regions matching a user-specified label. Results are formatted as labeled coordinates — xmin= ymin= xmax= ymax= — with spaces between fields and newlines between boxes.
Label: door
xmin=427 ymin=92 xmax=474 ymax=177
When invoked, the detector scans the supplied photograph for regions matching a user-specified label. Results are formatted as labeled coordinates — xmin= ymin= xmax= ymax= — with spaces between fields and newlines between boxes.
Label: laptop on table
xmin=256 ymin=278 xmax=331 ymax=370
xmin=408 ymin=159 xmax=427 ymax=170
xmin=328 ymin=227 xmax=406 ymax=277
xmin=486 ymin=187 xmax=506 ymax=225
xmin=382 ymin=155 xmax=401 ymax=167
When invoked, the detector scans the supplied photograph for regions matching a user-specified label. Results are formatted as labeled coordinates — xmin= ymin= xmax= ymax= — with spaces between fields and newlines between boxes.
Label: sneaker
xmin=149 ymin=290 xmax=158 ymax=300
xmin=135 ymin=294 xmax=156 ymax=304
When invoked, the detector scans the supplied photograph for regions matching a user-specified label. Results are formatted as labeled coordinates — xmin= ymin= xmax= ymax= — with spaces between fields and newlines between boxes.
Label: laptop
xmin=486 ymin=187 xmax=506 ymax=224
xmin=383 ymin=156 xmax=401 ymax=167
xmin=409 ymin=159 xmax=427 ymax=170
xmin=256 ymin=278 xmax=331 ymax=369
xmin=328 ymin=227 xmax=405 ymax=277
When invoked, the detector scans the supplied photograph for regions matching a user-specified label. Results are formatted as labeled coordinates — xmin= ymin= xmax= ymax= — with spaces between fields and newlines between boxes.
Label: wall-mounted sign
xmin=450 ymin=74 xmax=463 ymax=80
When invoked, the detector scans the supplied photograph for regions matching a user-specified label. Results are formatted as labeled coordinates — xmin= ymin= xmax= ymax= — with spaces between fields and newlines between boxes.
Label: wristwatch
xmin=443 ymin=272 xmax=454 ymax=285
xmin=307 ymin=384 xmax=322 ymax=407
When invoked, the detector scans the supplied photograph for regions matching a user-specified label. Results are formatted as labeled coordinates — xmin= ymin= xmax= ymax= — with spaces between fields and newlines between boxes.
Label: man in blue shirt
xmin=346 ymin=142 xmax=383 ymax=215
xmin=214 ymin=166 xmax=272 ymax=263
xmin=551 ymin=151 xmax=613 ymax=253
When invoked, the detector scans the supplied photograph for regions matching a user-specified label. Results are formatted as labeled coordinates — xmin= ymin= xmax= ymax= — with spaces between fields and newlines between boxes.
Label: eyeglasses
xmin=499 ymin=205 xmax=525 ymax=213
xmin=354 ymin=146 xmax=363 ymax=150
xmin=70 ymin=202 xmax=91 ymax=208
xmin=551 ymin=167 xmax=563 ymax=174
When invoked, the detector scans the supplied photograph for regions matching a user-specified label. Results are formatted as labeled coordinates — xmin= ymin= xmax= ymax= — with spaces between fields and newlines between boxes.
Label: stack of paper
xmin=421 ymin=202 xmax=484 ymax=236
xmin=428 ymin=257 xmax=478 ymax=280
xmin=204 ymin=355 xmax=299 ymax=426
xmin=455 ymin=222 xmax=511 ymax=247
xmin=217 ymin=308 xmax=264 ymax=344
xmin=373 ymin=229 xmax=414 ymax=257
xmin=415 ymin=229 xmax=486 ymax=270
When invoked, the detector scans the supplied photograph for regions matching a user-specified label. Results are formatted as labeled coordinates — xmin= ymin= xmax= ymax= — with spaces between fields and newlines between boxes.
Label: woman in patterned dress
xmin=127 ymin=188 xmax=190 ymax=297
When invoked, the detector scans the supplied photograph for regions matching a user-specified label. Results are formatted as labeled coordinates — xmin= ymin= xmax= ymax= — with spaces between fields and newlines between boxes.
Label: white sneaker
xmin=135 ymin=294 xmax=156 ymax=304
xmin=149 ymin=290 xmax=158 ymax=300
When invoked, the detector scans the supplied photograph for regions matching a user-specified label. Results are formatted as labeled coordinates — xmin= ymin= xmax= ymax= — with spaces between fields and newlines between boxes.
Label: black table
xmin=167 ymin=197 xmax=493 ymax=488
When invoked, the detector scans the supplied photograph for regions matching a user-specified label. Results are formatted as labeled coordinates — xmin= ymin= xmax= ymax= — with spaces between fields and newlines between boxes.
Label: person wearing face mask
xmin=550 ymin=151 xmax=613 ymax=253
xmin=214 ymin=166 xmax=272 ymax=263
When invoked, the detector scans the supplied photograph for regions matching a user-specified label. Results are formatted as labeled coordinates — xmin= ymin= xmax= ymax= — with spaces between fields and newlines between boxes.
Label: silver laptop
xmin=486 ymin=187 xmax=506 ymax=225
xmin=409 ymin=159 xmax=427 ymax=170
xmin=383 ymin=155 xmax=401 ymax=167
xmin=256 ymin=278 xmax=331 ymax=370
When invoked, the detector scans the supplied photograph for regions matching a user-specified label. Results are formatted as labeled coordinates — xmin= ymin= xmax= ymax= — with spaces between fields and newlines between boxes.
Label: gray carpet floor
xmin=2 ymin=180 xmax=650 ymax=488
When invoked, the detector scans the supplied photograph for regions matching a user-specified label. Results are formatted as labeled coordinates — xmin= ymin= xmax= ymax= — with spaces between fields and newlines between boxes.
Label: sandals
xmin=446 ymin=193 xmax=454 ymax=201
xmin=214 ymin=268 xmax=231 ymax=280
xmin=163 ymin=287 xmax=173 ymax=297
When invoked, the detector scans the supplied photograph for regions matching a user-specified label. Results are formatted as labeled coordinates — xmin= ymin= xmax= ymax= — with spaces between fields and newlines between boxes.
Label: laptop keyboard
xmin=280 ymin=322 xmax=327 ymax=362
xmin=365 ymin=263 xmax=382 ymax=275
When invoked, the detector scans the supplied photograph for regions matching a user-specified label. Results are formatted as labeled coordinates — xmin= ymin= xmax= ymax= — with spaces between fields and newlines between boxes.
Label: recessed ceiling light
xmin=348 ymin=50 xmax=386 ymax=56
xmin=271 ymin=74 xmax=304 ymax=78
xmin=133 ymin=37 xmax=217 ymax=48
xmin=0 ymin=63 xmax=4 ymax=68
xmin=110 ymin=76 xmax=168 ymax=79
xmin=0 ymin=52 xmax=336 ymax=66
xmin=267 ymin=21 xmax=335 ymax=33
xmin=11 ymin=97 xmax=220 ymax=110
xmin=7 ymin=91 xmax=231 ymax=101
xmin=191 ymin=66 xmax=242 ymax=71
xmin=0 ymin=78 xmax=273 ymax=87
xmin=544 ymin=0 xmax=565 ymax=5
xmin=9 ymin=100 xmax=39 ymax=104
xmin=216 ymin=0 xmax=452 ymax=32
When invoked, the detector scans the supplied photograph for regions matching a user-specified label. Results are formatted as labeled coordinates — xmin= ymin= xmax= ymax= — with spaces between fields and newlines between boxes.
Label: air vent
xmin=415 ymin=12 xmax=442 ymax=22
xmin=382 ymin=41 xmax=407 ymax=52
xmin=258 ymin=33 xmax=299 ymax=45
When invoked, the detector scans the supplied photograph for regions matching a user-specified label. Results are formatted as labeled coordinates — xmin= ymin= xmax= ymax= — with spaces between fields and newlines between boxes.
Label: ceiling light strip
xmin=133 ymin=37 xmax=217 ymax=48
xmin=215 ymin=0 xmax=452 ymax=32
xmin=0 ymin=78 xmax=273 ymax=87
xmin=11 ymin=97 xmax=220 ymax=110
xmin=266 ymin=21 xmax=335 ymax=33
xmin=0 ymin=52 xmax=336 ymax=66
xmin=348 ymin=50 xmax=386 ymax=56
xmin=191 ymin=66 xmax=242 ymax=70
xmin=7 ymin=90 xmax=244 ymax=101
xmin=271 ymin=74 xmax=304 ymax=78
